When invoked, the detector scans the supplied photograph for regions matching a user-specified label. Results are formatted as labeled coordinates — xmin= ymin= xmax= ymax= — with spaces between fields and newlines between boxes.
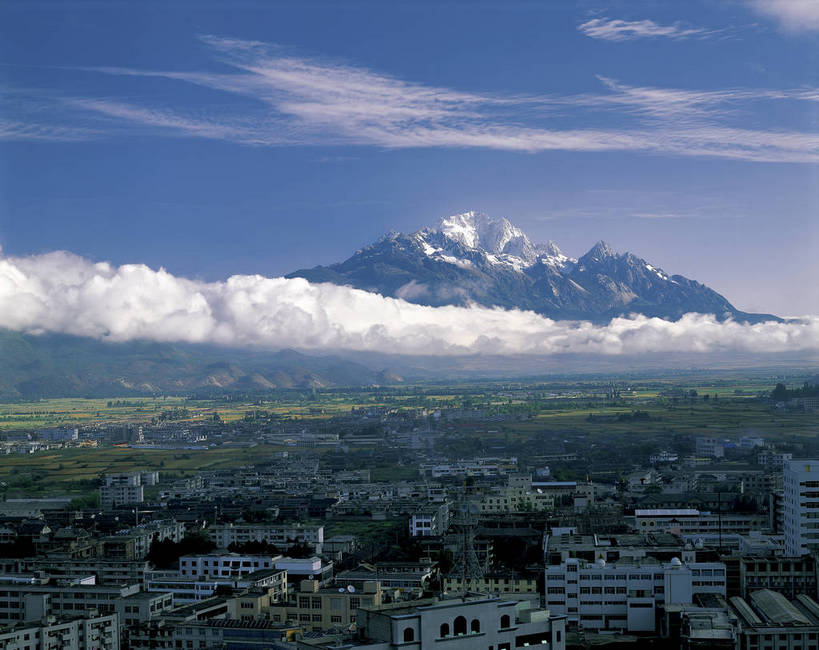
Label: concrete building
xmin=99 ymin=472 xmax=158 ymax=510
xmin=633 ymin=508 xmax=768 ymax=537
xmin=298 ymin=595 xmax=566 ymax=650
xmin=144 ymin=568 xmax=286 ymax=605
xmin=266 ymin=579 xmax=382 ymax=632
xmin=785 ymin=460 xmax=819 ymax=556
xmin=730 ymin=590 xmax=819 ymax=650
xmin=760 ymin=451 xmax=794 ymax=469
xmin=408 ymin=504 xmax=449 ymax=538
xmin=544 ymin=557 xmax=726 ymax=633
xmin=696 ymin=437 xmax=725 ymax=459
xmin=36 ymin=427 xmax=79 ymax=442
xmin=0 ymin=611 xmax=119 ymax=650
xmin=0 ymin=573 xmax=150 ymax=625
xmin=336 ymin=562 xmax=434 ymax=593
xmin=13 ymin=558 xmax=150 ymax=586
xmin=207 ymin=523 xmax=324 ymax=552
xmin=442 ymin=573 xmax=540 ymax=603
xmin=723 ymin=555 xmax=819 ymax=599
xmin=178 ymin=552 xmax=279 ymax=579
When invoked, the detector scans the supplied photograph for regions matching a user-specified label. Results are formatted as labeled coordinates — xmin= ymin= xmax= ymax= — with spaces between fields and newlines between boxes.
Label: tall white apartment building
xmin=784 ymin=459 xmax=819 ymax=555
xmin=99 ymin=471 xmax=158 ymax=509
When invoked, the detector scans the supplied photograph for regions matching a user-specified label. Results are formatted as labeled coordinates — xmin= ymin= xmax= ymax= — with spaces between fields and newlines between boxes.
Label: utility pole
xmin=717 ymin=490 xmax=723 ymax=555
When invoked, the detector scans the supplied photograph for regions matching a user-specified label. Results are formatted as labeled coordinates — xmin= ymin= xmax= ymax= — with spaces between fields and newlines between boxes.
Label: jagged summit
xmin=582 ymin=240 xmax=617 ymax=263
xmin=415 ymin=211 xmax=573 ymax=272
xmin=288 ymin=211 xmax=778 ymax=323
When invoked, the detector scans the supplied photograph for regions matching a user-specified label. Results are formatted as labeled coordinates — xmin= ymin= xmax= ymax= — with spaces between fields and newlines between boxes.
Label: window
xmin=500 ymin=614 xmax=510 ymax=629
xmin=454 ymin=616 xmax=467 ymax=636
xmin=471 ymin=619 xmax=480 ymax=633
xmin=403 ymin=628 xmax=414 ymax=642
xmin=440 ymin=623 xmax=450 ymax=637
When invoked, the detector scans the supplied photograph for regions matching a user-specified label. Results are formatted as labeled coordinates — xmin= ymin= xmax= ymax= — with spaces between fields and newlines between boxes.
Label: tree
xmin=146 ymin=531 xmax=216 ymax=569
xmin=285 ymin=542 xmax=313 ymax=558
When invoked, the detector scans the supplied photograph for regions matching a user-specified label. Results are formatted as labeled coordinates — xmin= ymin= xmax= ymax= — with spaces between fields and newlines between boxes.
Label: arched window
xmin=454 ymin=616 xmax=467 ymax=636
xmin=470 ymin=619 xmax=480 ymax=633
xmin=403 ymin=627 xmax=414 ymax=642
xmin=500 ymin=614 xmax=511 ymax=628
xmin=440 ymin=623 xmax=450 ymax=638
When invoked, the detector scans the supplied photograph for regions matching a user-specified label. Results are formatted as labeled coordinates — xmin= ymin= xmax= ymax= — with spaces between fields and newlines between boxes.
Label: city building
xmin=723 ymin=555 xmax=818 ymax=599
xmin=266 ymin=579 xmax=382 ymax=632
xmin=207 ymin=523 xmax=324 ymax=552
xmin=633 ymin=508 xmax=769 ymax=537
xmin=730 ymin=590 xmax=819 ymax=650
xmin=144 ymin=568 xmax=286 ymax=605
xmin=298 ymin=594 xmax=566 ymax=650
xmin=544 ymin=557 xmax=727 ymax=633
xmin=178 ymin=552 xmax=280 ymax=579
xmin=785 ymin=460 xmax=819 ymax=556
xmin=0 ymin=611 xmax=119 ymax=650
xmin=99 ymin=472 xmax=158 ymax=510
xmin=696 ymin=437 xmax=725 ymax=459
xmin=408 ymin=504 xmax=449 ymax=537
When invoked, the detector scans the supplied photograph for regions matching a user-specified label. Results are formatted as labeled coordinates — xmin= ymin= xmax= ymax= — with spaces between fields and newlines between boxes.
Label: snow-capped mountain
xmin=415 ymin=211 xmax=572 ymax=272
xmin=288 ymin=211 xmax=777 ymax=323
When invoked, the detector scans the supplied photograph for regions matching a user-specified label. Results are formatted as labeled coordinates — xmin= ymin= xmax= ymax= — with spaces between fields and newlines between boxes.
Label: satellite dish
xmin=347 ymin=585 xmax=356 ymax=593
xmin=338 ymin=588 xmax=346 ymax=593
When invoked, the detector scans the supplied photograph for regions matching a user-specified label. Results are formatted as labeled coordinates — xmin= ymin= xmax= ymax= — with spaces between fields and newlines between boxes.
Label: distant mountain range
xmin=0 ymin=213 xmax=786 ymax=399
xmin=0 ymin=329 xmax=399 ymax=400
xmin=290 ymin=211 xmax=777 ymax=323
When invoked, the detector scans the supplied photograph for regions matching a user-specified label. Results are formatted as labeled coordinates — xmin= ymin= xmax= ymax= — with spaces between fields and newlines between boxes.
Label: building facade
xmin=544 ymin=558 xmax=726 ymax=633
xmin=784 ymin=460 xmax=819 ymax=556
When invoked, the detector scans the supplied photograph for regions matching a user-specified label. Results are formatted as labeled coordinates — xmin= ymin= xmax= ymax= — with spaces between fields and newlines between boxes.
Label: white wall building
xmin=409 ymin=504 xmax=449 ymax=537
xmin=784 ymin=459 xmax=819 ymax=556
xmin=632 ymin=508 xmax=768 ymax=537
xmin=179 ymin=553 xmax=277 ymax=578
xmin=544 ymin=558 xmax=726 ymax=633
xmin=207 ymin=523 xmax=324 ymax=552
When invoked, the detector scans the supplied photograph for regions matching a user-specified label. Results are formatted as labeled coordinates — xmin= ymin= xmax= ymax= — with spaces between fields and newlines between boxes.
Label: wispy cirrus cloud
xmin=4 ymin=35 xmax=819 ymax=162
xmin=578 ymin=17 xmax=715 ymax=41
xmin=745 ymin=0 xmax=819 ymax=32
xmin=0 ymin=118 xmax=96 ymax=142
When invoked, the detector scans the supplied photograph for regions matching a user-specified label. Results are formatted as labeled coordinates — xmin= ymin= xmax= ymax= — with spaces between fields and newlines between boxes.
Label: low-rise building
xmin=178 ymin=552 xmax=279 ymax=579
xmin=544 ymin=557 xmax=727 ymax=633
xmin=266 ymin=579 xmax=382 ymax=632
xmin=299 ymin=594 xmax=565 ymax=650
xmin=723 ymin=555 xmax=819 ymax=599
xmin=409 ymin=504 xmax=449 ymax=537
xmin=207 ymin=523 xmax=324 ymax=552
xmin=730 ymin=590 xmax=819 ymax=650
xmin=633 ymin=508 xmax=768 ymax=537
xmin=0 ymin=611 xmax=119 ymax=650
xmin=144 ymin=568 xmax=286 ymax=605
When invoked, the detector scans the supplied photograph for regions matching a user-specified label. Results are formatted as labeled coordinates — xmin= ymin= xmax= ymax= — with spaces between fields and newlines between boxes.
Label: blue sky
xmin=0 ymin=0 xmax=817 ymax=316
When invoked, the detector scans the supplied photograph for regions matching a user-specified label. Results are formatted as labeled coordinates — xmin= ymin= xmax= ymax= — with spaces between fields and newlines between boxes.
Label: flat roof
xmin=635 ymin=509 xmax=700 ymax=517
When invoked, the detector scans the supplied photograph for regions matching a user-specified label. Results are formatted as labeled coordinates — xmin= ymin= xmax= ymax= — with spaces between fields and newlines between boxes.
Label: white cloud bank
xmin=0 ymin=250 xmax=816 ymax=357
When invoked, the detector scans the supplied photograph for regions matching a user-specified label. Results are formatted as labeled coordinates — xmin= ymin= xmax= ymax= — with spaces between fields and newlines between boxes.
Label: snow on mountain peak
xmin=414 ymin=212 xmax=577 ymax=272
xmin=437 ymin=211 xmax=529 ymax=255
